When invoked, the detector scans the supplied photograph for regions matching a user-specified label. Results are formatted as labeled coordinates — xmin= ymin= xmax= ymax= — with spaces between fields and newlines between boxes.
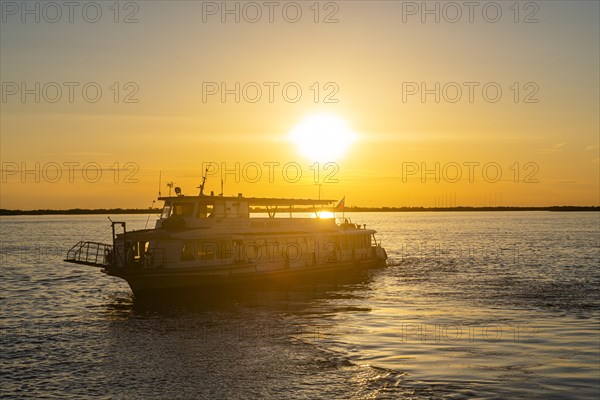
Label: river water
xmin=1 ymin=212 xmax=598 ymax=399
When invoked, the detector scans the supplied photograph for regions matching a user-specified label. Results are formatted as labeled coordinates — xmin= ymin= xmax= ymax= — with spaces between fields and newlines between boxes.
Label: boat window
xmin=233 ymin=240 xmax=243 ymax=262
xmin=161 ymin=205 xmax=171 ymax=219
xmin=355 ymin=235 xmax=365 ymax=249
xmin=216 ymin=240 xmax=232 ymax=260
xmin=213 ymin=203 xmax=225 ymax=218
xmin=317 ymin=236 xmax=336 ymax=249
xmin=131 ymin=241 xmax=147 ymax=260
xmin=197 ymin=240 xmax=217 ymax=261
xmin=172 ymin=202 xmax=195 ymax=217
xmin=307 ymin=237 xmax=316 ymax=251
xmin=197 ymin=204 xmax=214 ymax=219
xmin=348 ymin=235 xmax=356 ymax=249
xmin=341 ymin=235 xmax=349 ymax=250
xmin=244 ymin=240 xmax=259 ymax=260
xmin=360 ymin=235 xmax=370 ymax=249
xmin=181 ymin=242 xmax=195 ymax=261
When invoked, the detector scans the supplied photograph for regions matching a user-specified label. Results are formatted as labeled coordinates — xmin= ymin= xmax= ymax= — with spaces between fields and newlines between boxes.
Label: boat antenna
xmin=158 ymin=171 xmax=162 ymax=197
xmin=220 ymin=177 xmax=224 ymax=197
xmin=198 ymin=165 xmax=210 ymax=196
xmin=166 ymin=182 xmax=174 ymax=197
xmin=144 ymin=200 xmax=156 ymax=229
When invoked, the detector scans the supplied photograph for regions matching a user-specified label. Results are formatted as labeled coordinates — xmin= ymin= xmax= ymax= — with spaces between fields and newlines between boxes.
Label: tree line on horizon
xmin=1 ymin=206 xmax=598 ymax=216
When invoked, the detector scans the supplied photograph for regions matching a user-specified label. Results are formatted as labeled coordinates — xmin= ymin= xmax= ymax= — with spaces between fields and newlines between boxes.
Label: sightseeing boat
xmin=65 ymin=189 xmax=388 ymax=297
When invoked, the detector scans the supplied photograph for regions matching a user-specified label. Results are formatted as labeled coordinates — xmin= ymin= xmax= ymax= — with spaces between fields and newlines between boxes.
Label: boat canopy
xmin=158 ymin=194 xmax=335 ymax=207
xmin=157 ymin=194 xmax=337 ymax=222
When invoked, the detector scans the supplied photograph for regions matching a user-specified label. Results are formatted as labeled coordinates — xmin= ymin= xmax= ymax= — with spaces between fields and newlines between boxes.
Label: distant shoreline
xmin=0 ymin=206 xmax=598 ymax=216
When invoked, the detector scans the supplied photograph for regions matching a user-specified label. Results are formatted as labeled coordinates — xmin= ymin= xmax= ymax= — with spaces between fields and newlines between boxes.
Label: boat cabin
xmin=156 ymin=193 xmax=335 ymax=229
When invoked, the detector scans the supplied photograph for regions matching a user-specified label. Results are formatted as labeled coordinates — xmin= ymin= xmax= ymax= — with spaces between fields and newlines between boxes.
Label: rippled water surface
xmin=1 ymin=212 xmax=599 ymax=399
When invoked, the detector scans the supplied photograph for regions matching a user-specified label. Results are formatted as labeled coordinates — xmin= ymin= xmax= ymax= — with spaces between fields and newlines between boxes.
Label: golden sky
xmin=1 ymin=1 xmax=598 ymax=209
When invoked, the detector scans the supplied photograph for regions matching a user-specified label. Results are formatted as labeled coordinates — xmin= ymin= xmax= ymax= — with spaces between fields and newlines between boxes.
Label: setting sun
xmin=289 ymin=114 xmax=357 ymax=162
xmin=315 ymin=210 xmax=335 ymax=219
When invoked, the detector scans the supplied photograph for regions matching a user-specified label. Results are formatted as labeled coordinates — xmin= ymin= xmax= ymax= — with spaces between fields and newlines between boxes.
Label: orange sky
xmin=1 ymin=1 xmax=598 ymax=209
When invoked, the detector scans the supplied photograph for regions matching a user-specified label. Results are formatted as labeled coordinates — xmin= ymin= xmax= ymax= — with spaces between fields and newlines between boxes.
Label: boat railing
xmin=65 ymin=241 xmax=113 ymax=268
xmin=335 ymin=216 xmax=369 ymax=229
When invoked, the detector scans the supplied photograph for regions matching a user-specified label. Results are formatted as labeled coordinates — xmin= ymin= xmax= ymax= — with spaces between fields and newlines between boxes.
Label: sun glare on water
xmin=289 ymin=114 xmax=357 ymax=162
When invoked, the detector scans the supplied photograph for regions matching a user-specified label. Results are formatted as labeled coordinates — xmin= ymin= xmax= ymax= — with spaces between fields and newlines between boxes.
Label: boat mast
xmin=198 ymin=166 xmax=209 ymax=196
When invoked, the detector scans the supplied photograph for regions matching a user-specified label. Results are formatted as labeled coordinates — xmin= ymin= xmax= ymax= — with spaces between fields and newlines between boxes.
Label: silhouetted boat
xmin=65 ymin=189 xmax=387 ymax=297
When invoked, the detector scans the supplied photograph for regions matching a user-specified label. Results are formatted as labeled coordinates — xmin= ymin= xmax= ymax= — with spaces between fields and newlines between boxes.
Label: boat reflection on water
xmin=97 ymin=266 xmax=387 ymax=399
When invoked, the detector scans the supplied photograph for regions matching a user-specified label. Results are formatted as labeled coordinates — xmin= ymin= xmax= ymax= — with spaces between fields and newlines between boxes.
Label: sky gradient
xmin=1 ymin=0 xmax=598 ymax=209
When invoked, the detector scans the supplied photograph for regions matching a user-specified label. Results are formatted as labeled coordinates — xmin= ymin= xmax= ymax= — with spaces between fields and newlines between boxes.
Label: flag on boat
xmin=336 ymin=196 xmax=345 ymax=209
